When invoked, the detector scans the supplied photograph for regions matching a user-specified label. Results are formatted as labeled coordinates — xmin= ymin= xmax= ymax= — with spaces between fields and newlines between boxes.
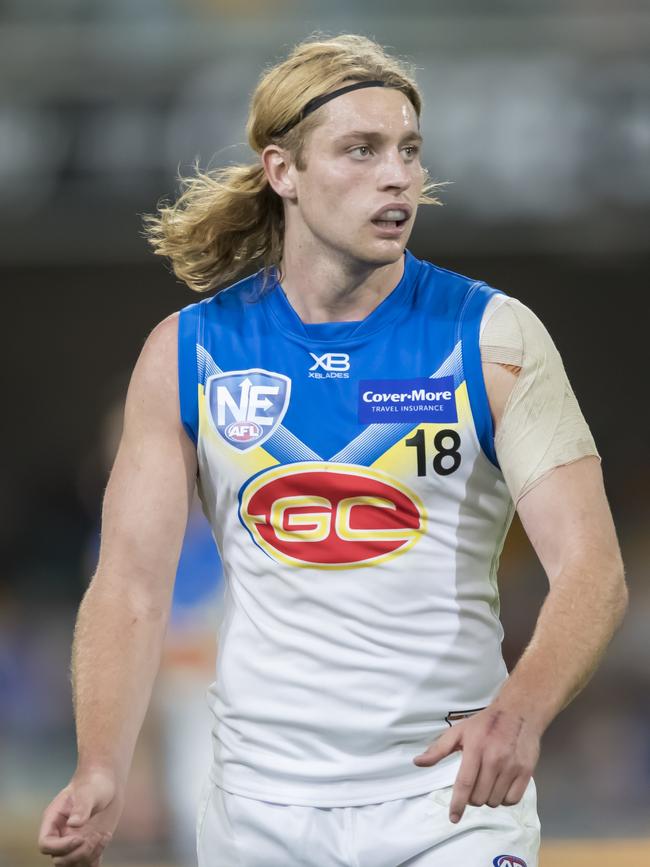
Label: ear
xmin=262 ymin=145 xmax=297 ymax=200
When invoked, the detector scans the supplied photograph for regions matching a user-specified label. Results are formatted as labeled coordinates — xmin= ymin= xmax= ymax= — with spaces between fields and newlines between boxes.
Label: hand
xmin=412 ymin=704 xmax=540 ymax=824
xmin=38 ymin=768 xmax=123 ymax=867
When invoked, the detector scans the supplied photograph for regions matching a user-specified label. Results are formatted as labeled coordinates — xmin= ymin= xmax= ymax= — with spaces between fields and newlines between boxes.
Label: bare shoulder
xmin=124 ymin=312 xmax=182 ymax=432
xmin=141 ymin=310 xmax=179 ymax=357
xmin=131 ymin=311 xmax=179 ymax=389
xmin=97 ymin=310 xmax=195 ymax=590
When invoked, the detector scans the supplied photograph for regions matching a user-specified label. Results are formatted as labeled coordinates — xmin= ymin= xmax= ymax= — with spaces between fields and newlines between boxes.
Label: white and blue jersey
xmin=178 ymin=249 xmax=514 ymax=807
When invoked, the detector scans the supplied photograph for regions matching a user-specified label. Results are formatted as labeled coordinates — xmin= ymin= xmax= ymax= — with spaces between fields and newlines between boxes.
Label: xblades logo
xmin=309 ymin=352 xmax=350 ymax=371
xmin=308 ymin=352 xmax=350 ymax=379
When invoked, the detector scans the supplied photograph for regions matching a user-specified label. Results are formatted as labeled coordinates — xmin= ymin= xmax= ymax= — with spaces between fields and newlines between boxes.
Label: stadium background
xmin=1 ymin=1 xmax=648 ymax=865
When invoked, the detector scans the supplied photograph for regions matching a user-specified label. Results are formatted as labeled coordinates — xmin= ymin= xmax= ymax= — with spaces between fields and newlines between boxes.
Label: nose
xmin=377 ymin=148 xmax=411 ymax=192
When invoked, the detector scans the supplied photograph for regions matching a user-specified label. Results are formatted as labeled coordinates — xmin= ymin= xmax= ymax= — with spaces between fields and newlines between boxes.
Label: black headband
xmin=272 ymin=80 xmax=390 ymax=139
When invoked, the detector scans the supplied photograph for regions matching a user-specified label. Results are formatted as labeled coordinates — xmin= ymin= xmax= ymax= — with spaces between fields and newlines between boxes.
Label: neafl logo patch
xmin=239 ymin=462 xmax=425 ymax=568
xmin=493 ymin=857 xmax=528 ymax=867
xmin=205 ymin=368 xmax=290 ymax=452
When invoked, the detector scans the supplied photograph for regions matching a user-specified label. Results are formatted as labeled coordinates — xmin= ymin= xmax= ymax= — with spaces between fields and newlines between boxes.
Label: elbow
xmin=86 ymin=566 xmax=172 ymax=624
xmin=615 ymin=569 xmax=629 ymax=627
xmin=610 ymin=559 xmax=628 ymax=630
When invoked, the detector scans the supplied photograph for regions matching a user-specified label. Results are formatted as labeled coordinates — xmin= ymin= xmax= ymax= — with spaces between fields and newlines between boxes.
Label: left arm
xmin=497 ymin=454 xmax=627 ymax=731
xmin=413 ymin=361 xmax=628 ymax=823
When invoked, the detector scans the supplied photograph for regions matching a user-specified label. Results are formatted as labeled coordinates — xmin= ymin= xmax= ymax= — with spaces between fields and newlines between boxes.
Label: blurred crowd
xmin=1 ymin=389 xmax=225 ymax=865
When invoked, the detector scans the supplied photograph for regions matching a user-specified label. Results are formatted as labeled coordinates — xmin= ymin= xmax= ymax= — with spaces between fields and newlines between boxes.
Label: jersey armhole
xmin=178 ymin=302 xmax=203 ymax=445
xmin=457 ymin=283 xmax=504 ymax=469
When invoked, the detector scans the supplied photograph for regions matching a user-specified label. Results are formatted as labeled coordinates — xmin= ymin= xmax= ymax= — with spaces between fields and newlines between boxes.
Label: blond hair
xmin=143 ymin=34 xmax=441 ymax=293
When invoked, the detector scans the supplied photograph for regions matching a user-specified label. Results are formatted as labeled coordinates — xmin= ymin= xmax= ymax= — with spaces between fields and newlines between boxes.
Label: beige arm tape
xmin=480 ymin=296 xmax=600 ymax=504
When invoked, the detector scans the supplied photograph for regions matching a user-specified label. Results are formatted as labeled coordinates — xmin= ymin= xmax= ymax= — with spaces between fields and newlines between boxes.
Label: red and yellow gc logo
xmin=239 ymin=462 xmax=425 ymax=568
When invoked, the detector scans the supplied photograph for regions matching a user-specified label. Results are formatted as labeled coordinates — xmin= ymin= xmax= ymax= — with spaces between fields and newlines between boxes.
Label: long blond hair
xmin=143 ymin=34 xmax=441 ymax=293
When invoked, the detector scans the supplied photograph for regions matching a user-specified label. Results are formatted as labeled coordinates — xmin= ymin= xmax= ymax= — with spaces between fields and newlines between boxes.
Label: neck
xmin=278 ymin=235 xmax=405 ymax=324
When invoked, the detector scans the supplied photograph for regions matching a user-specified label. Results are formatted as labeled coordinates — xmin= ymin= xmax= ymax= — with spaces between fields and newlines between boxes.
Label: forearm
xmin=71 ymin=571 xmax=172 ymax=788
xmin=495 ymin=557 xmax=627 ymax=733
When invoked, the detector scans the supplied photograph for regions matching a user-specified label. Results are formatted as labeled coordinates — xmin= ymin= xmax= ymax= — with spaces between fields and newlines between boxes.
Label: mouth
xmin=370 ymin=206 xmax=412 ymax=233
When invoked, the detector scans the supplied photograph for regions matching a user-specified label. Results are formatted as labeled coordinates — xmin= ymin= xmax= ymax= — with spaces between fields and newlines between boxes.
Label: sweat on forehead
xmin=272 ymin=81 xmax=413 ymax=139
xmin=320 ymin=92 xmax=421 ymax=147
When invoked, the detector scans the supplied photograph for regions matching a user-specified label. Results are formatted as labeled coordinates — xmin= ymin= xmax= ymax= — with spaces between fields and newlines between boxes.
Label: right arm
xmin=39 ymin=313 xmax=197 ymax=867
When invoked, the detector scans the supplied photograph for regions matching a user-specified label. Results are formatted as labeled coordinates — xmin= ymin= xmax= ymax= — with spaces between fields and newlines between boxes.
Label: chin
xmin=334 ymin=236 xmax=407 ymax=272
xmin=366 ymin=240 xmax=407 ymax=267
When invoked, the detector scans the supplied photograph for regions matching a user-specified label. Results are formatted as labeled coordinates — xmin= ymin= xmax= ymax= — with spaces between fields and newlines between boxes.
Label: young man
xmin=39 ymin=35 xmax=626 ymax=867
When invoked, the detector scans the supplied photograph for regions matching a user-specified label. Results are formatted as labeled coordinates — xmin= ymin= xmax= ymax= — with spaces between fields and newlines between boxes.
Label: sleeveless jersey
xmin=178 ymin=250 xmax=514 ymax=807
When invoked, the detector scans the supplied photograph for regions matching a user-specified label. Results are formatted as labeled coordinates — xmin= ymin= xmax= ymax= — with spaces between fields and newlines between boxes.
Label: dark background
xmin=5 ymin=252 xmax=646 ymax=598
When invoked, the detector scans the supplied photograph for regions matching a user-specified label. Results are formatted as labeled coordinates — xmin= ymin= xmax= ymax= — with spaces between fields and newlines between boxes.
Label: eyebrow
xmin=334 ymin=130 xmax=423 ymax=146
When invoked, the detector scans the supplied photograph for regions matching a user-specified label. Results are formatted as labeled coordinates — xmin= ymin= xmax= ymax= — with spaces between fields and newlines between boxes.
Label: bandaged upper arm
xmin=480 ymin=296 xmax=600 ymax=504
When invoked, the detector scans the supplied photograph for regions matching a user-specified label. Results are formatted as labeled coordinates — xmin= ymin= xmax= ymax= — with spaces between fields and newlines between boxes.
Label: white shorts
xmin=196 ymin=778 xmax=540 ymax=867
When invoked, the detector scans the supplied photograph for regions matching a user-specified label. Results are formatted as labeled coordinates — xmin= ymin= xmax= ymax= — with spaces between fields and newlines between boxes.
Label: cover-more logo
xmin=239 ymin=462 xmax=425 ymax=568
xmin=308 ymin=352 xmax=350 ymax=379
xmin=205 ymin=368 xmax=291 ymax=452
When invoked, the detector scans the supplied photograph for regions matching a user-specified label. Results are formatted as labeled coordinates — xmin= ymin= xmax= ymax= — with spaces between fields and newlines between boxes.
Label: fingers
xmin=485 ymin=769 xmax=514 ymax=809
xmin=50 ymin=829 xmax=111 ymax=867
xmin=65 ymin=778 xmax=107 ymax=827
xmin=39 ymin=796 xmax=75 ymax=853
xmin=38 ymin=790 xmax=96 ymax=857
xmin=504 ymin=774 xmax=530 ymax=806
xmin=450 ymin=764 xmax=531 ymax=823
xmin=470 ymin=743 xmax=519 ymax=807
xmin=480 ymin=747 xmax=533 ymax=808
xmin=448 ymin=749 xmax=481 ymax=823
xmin=39 ymin=779 xmax=116 ymax=866
xmin=417 ymin=706 xmax=539 ymax=824
xmin=66 ymin=793 xmax=94 ymax=828
xmin=412 ymin=726 xmax=462 ymax=767
xmin=39 ymin=834 xmax=84 ymax=857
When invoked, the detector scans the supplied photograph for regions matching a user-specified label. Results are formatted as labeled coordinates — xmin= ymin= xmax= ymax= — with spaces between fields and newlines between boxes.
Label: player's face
xmin=291 ymin=87 xmax=424 ymax=268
